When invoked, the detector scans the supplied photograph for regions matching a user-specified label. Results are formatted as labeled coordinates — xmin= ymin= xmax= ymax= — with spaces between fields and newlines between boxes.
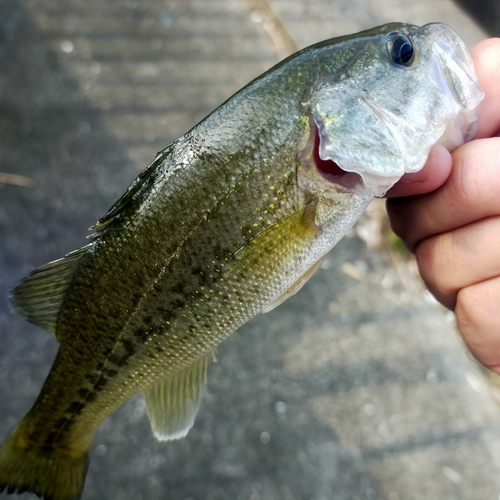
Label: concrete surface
xmin=1 ymin=1 xmax=499 ymax=499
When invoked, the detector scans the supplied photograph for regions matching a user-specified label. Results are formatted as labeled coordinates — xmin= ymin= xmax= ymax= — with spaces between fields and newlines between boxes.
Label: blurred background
xmin=1 ymin=1 xmax=500 ymax=499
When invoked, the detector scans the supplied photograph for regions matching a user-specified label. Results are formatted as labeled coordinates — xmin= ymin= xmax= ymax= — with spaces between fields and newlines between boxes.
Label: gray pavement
xmin=1 ymin=1 xmax=499 ymax=499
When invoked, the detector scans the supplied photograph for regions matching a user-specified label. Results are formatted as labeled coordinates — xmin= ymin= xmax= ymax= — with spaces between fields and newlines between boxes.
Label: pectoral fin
xmin=143 ymin=354 xmax=210 ymax=441
xmin=261 ymin=255 xmax=327 ymax=313
xmin=224 ymin=203 xmax=321 ymax=313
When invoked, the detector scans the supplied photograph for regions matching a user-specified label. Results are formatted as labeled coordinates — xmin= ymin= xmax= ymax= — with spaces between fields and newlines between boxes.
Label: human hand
xmin=386 ymin=38 xmax=500 ymax=372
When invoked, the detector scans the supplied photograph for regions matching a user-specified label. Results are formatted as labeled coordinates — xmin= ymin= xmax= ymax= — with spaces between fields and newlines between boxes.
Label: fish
xmin=0 ymin=22 xmax=483 ymax=500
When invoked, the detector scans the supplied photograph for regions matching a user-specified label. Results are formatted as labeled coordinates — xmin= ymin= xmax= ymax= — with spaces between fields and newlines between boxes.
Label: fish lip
xmin=418 ymin=23 xmax=484 ymax=111
xmin=415 ymin=23 xmax=484 ymax=147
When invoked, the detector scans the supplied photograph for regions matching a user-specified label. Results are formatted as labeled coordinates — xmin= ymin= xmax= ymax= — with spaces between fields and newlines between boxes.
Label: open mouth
xmin=313 ymin=127 xmax=363 ymax=189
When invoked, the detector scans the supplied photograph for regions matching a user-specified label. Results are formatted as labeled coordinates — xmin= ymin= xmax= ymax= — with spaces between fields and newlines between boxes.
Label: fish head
xmin=303 ymin=22 xmax=484 ymax=198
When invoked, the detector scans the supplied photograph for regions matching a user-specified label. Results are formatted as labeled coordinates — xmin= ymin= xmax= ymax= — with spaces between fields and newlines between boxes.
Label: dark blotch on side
xmin=66 ymin=402 xmax=84 ymax=415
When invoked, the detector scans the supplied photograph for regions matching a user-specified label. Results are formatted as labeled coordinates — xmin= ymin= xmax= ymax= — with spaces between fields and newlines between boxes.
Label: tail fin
xmin=0 ymin=430 xmax=89 ymax=500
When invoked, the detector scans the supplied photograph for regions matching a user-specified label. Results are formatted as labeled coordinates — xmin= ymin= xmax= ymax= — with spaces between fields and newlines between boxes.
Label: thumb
xmin=385 ymin=144 xmax=452 ymax=198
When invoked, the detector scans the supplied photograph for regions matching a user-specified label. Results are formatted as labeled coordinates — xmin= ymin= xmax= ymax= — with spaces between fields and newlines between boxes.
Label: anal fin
xmin=143 ymin=354 xmax=210 ymax=441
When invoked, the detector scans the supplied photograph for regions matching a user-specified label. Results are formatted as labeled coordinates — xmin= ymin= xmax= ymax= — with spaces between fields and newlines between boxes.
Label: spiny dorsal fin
xmin=143 ymin=354 xmax=210 ymax=441
xmin=10 ymin=245 xmax=90 ymax=339
xmin=88 ymin=147 xmax=169 ymax=239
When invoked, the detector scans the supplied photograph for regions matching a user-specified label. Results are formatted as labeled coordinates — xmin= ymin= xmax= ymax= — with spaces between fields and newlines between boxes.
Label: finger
xmin=471 ymin=38 xmax=500 ymax=139
xmin=386 ymin=144 xmax=452 ymax=198
xmin=415 ymin=216 xmax=500 ymax=309
xmin=455 ymin=276 xmax=500 ymax=372
xmin=387 ymin=137 xmax=500 ymax=252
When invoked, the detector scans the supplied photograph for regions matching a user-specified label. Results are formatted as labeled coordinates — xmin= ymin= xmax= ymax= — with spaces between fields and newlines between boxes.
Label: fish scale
xmin=31 ymin=126 xmax=302 ymax=443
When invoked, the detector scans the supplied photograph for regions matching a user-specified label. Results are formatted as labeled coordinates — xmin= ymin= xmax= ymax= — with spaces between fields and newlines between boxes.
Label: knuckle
xmin=455 ymin=281 xmax=500 ymax=366
xmin=415 ymin=235 xmax=451 ymax=292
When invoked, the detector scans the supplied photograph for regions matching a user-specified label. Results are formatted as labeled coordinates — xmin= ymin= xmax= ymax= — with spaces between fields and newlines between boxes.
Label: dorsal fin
xmin=88 ymin=147 xmax=168 ymax=239
xmin=143 ymin=354 xmax=210 ymax=441
xmin=10 ymin=245 xmax=90 ymax=339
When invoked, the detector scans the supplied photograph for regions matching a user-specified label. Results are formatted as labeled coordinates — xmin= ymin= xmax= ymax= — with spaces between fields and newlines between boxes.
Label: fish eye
xmin=387 ymin=33 xmax=415 ymax=67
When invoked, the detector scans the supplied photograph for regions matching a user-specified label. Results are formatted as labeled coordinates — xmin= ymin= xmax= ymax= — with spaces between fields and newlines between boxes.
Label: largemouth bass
xmin=0 ymin=23 xmax=483 ymax=500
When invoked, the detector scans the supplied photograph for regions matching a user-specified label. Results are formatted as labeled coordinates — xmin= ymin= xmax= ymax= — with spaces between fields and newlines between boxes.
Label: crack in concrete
xmin=247 ymin=0 xmax=298 ymax=60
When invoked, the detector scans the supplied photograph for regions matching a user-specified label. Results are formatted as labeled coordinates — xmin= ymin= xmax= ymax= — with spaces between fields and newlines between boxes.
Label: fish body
xmin=0 ymin=23 xmax=482 ymax=500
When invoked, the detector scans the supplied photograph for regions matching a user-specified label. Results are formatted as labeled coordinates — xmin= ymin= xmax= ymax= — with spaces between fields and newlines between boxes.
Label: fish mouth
xmin=312 ymin=125 xmax=363 ymax=190
xmin=422 ymin=23 xmax=483 ymax=112
xmin=418 ymin=23 xmax=484 ymax=147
